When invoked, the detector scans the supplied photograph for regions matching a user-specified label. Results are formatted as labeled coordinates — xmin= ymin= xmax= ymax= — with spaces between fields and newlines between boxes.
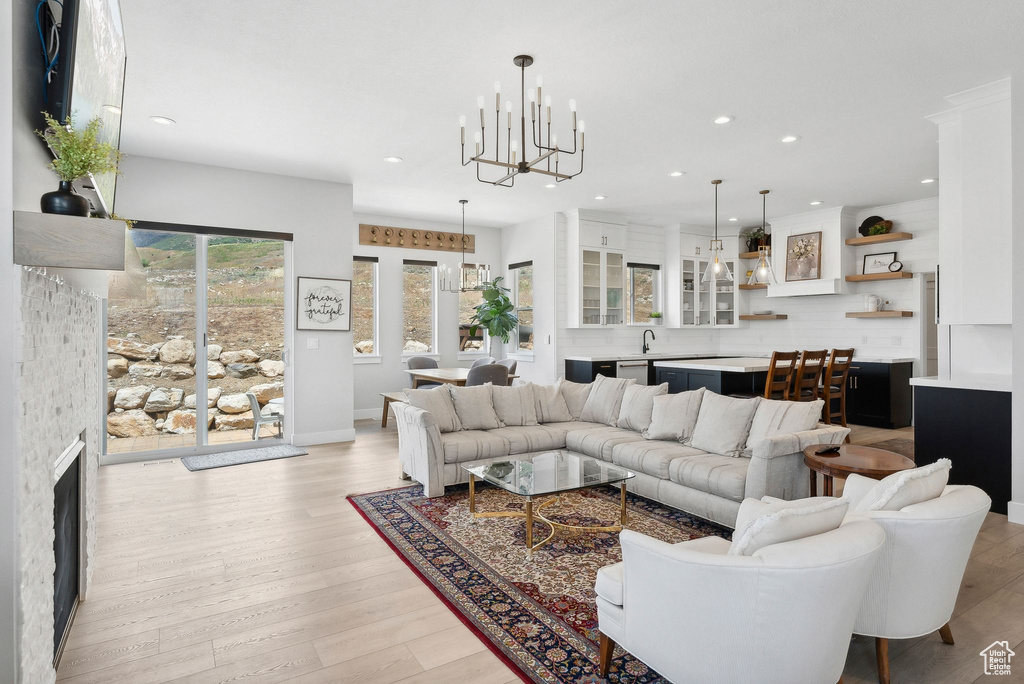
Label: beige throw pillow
xmin=616 ymin=383 xmax=668 ymax=433
xmin=405 ymin=385 xmax=462 ymax=433
xmin=688 ymin=392 xmax=761 ymax=457
xmin=728 ymin=497 xmax=849 ymax=556
xmin=560 ymin=379 xmax=594 ymax=420
xmin=580 ymin=374 xmax=636 ymax=426
xmin=744 ymin=398 xmax=824 ymax=455
xmin=643 ymin=389 xmax=705 ymax=441
xmin=531 ymin=383 xmax=574 ymax=423
xmin=491 ymin=384 xmax=538 ymax=426
xmin=853 ymin=458 xmax=952 ymax=512
xmin=448 ymin=384 xmax=502 ymax=430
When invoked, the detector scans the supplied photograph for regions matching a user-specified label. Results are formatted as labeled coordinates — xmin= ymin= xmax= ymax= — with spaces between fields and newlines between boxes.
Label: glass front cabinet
xmin=680 ymin=256 xmax=739 ymax=328
xmin=568 ymin=211 xmax=628 ymax=328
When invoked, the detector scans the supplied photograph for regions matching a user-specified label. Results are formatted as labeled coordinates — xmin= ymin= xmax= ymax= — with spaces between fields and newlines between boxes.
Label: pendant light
xmin=702 ymin=180 xmax=734 ymax=283
xmin=748 ymin=189 xmax=778 ymax=285
xmin=440 ymin=200 xmax=491 ymax=293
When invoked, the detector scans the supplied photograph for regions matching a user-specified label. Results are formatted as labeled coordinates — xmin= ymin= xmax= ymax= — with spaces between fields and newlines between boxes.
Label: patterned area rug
xmin=349 ymin=484 xmax=731 ymax=683
xmin=866 ymin=438 xmax=915 ymax=461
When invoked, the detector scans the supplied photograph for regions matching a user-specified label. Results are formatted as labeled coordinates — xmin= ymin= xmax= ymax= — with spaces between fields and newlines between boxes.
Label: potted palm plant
xmin=468 ymin=277 xmax=519 ymax=343
xmin=36 ymin=113 xmax=122 ymax=216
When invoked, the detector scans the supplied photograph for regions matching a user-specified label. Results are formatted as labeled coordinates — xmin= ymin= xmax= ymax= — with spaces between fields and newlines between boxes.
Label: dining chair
xmin=406 ymin=355 xmax=441 ymax=388
xmin=496 ymin=358 xmax=517 ymax=385
xmin=246 ymin=392 xmax=282 ymax=440
xmin=470 ymin=356 xmax=496 ymax=368
xmin=465 ymin=364 xmax=508 ymax=387
xmin=789 ymin=350 xmax=828 ymax=401
xmin=764 ymin=351 xmax=799 ymax=399
xmin=821 ymin=349 xmax=855 ymax=437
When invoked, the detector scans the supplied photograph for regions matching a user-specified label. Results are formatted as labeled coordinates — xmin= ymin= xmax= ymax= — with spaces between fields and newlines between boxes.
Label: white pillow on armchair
xmin=850 ymin=458 xmax=952 ymax=512
xmin=728 ymin=497 xmax=849 ymax=556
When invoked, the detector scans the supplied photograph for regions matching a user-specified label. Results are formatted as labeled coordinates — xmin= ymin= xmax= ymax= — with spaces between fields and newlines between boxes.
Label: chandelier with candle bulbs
xmin=460 ymin=55 xmax=585 ymax=187
xmin=440 ymin=200 xmax=491 ymax=293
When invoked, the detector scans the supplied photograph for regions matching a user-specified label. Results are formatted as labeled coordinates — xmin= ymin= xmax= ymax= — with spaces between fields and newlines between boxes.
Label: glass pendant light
xmin=702 ymin=180 xmax=734 ymax=283
xmin=748 ymin=189 xmax=778 ymax=285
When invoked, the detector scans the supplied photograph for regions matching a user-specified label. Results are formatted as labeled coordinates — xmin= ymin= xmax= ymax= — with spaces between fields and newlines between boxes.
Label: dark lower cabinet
xmin=655 ymin=367 xmax=766 ymax=396
xmin=914 ymin=385 xmax=1011 ymax=514
xmin=564 ymin=360 xmax=617 ymax=382
xmin=845 ymin=362 xmax=913 ymax=429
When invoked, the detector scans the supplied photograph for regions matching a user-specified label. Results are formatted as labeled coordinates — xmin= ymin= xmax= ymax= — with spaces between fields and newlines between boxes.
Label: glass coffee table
xmin=461 ymin=451 xmax=636 ymax=555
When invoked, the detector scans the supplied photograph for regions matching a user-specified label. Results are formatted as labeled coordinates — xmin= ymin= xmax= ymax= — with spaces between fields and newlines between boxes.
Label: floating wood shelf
xmin=14 ymin=211 xmax=126 ymax=270
xmin=738 ymin=283 xmax=768 ymax=290
xmin=738 ymin=251 xmax=759 ymax=259
xmin=845 ymin=272 xmax=914 ymax=282
xmin=845 ymin=311 xmax=914 ymax=318
xmin=739 ymin=314 xmax=788 ymax=320
xmin=845 ymin=232 xmax=914 ymax=246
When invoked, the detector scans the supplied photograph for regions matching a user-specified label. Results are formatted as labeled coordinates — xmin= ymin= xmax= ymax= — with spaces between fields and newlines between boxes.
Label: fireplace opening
xmin=53 ymin=438 xmax=83 ymax=665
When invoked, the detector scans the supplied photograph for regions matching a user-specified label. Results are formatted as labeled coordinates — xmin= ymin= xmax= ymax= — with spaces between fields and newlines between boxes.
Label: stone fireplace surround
xmin=15 ymin=267 xmax=101 ymax=684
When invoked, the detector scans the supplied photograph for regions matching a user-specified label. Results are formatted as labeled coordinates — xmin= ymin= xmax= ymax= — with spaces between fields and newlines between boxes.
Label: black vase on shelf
xmin=40 ymin=180 xmax=90 ymax=217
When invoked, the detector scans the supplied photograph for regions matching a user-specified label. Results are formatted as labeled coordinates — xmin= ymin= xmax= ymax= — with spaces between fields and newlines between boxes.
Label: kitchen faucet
xmin=642 ymin=329 xmax=656 ymax=354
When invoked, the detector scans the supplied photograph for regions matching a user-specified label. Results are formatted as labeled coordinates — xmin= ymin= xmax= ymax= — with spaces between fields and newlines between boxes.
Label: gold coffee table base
xmin=468 ymin=474 xmax=628 ymax=555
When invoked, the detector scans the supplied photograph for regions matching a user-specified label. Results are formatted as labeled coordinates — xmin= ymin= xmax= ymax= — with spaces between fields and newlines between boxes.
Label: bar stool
xmin=789 ymin=350 xmax=828 ymax=401
xmin=764 ymin=351 xmax=799 ymax=399
xmin=820 ymin=348 xmax=855 ymax=440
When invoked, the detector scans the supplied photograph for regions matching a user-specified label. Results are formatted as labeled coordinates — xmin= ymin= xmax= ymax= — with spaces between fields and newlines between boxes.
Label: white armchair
xmin=842 ymin=474 xmax=991 ymax=684
xmin=596 ymin=521 xmax=885 ymax=684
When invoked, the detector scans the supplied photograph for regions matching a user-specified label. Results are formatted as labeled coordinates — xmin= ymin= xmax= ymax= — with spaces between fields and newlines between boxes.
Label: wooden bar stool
xmin=764 ymin=351 xmax=799 ymax=399
xmin=789 ymin=350 xmax=828 ymax=401
xmin=820 ymin=349 xmax=854 ymax=439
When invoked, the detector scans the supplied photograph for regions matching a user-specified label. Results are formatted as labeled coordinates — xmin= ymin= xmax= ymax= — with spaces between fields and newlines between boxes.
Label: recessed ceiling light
xmin=103 ymin=104 xmax=121 ymax=115
xmin=594 ymin=195 xmax=607 ymax=200
xmin=149 ymin=116 xmax=176 ymax=125
xmin=809 ymin=200 xmax=823 ymax=206
xmin=545 ymin=183 xmax=557 ymax=189
xmin=383 ymin=156 xmax=403 ymax=163
xmin=712 ymin=115 xmax=734 ymax=125
xmin=669 ymin=171 xmax=684 ymax=177
xmin=780 ymin=135 xmax=800 ymax=143
xmin=920 ymin=177 xmax=936 ymax=184
xmin=728 ymin=217 xmax=738 ymax=222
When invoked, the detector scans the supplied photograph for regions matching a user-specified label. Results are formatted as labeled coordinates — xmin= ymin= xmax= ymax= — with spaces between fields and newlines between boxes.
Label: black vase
xmin=40 ymin=181 xmax=90 ymax=217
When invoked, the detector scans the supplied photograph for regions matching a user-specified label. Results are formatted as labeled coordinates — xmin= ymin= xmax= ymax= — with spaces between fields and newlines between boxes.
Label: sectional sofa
xmin=391 ymin=375 xmax=849 ymax=527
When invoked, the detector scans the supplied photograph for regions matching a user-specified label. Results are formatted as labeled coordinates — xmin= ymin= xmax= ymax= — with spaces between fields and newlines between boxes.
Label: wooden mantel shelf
xmin=846 ymin=311 xmax=914 ymax=318
xmin=845 ymin=232 xmax=914 ymax=246
xmin=845 ymin=272 xmax=914 ymax=283
xmin=739 ymin=314 xmax=788 ymax=320
xmin=14 ymin=211 xmax=126 ymax=271
xmin=738 ymin=283 xmax=768 ymax=290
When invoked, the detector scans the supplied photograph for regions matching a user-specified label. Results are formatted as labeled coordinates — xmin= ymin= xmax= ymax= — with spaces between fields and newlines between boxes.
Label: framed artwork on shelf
xmin=863 ymin=251 xmax=898 ymax=275
xmin=785 ymin=231 xmax=822 ymax=282
xmin=297 ymin=276 xmax=352 ymax=331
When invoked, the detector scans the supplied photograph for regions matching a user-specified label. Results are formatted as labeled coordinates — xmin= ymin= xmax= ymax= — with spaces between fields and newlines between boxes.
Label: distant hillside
xmin=131 ymin=232 xmax=267 ymax=251
xmin=138 ymin=239 xmax=283 ymax=270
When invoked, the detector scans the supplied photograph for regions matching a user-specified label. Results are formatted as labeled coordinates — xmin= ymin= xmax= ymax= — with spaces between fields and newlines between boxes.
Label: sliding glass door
xmin=104 ymin=229 xmax=288 ymax=460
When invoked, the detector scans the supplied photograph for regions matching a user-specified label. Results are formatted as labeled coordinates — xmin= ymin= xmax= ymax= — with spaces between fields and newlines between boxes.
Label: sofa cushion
xmin=440 ymin=430 xmax=511 ymax=464
xmin=728 ymin=497 xmax=849 ymax=556
xmin=744 ymin=398 xmax=824 ymax=455
xmin=611 ymin=440 xmax=706 ymax=480
xmin=491 ymin=384 xmax=538 ymax=426
xmin=544 ymin=420 xmax=607 ymax=434
xmin=406 ymin=385 xmax=462 ymax=433
xmin=595 ymin=562 xmax=623 ymax=606
xmin=559 ymin=379 xmax=593 ymax=420
xmin=689 ymin=392 xmax=760 ymax=457
xmin=616 ymin=383 xmax=668 ymax=433
xmin=566 ymin=426 xmax=647 ymax=461
xmin=580 ymin=374 xmax=636 ymax=426
xmin=488 ymin=425 xmax=567 ymax=455
xmin=643 ymin=389 xmax=705 ymax=442
xmin=853 ymin=458 xmax=951 ymax=512
xmin=668 ymin=453 xmax=750 ymax=503
xmin=449 ymin=384 xmax=502 ymax=430
xmin=531 ymin=383 xmax=574 ymax=423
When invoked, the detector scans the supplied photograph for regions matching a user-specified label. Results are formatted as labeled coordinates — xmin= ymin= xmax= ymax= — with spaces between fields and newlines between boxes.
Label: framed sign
xmin=297 ymin=277 xmax=351 ymax=331
xmin=863 ymin=251 xmax=898 ymax=275
xmin=785 ymin=231 xmax=822 ymax=282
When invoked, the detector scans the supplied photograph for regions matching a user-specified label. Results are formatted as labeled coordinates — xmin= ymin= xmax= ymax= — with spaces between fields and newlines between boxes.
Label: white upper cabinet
xmin=679 ymin=257 xmax=740 ymax=328
xmin=578 ymin=217 xmax=626 ymax=250
xmin=927 ymin=79 xmax=1011 ymax=325
xmin=567 ymin=211 xmax=628 ymax=328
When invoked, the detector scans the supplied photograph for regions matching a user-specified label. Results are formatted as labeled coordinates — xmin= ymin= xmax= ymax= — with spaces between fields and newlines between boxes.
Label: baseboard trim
xmin=292 ymin=429 xmax=356 ymax=446
xmin=353 ymin=408 xmax=380 ymax=421
xmin=1007 ymin=501 xmax=1024 ymax=525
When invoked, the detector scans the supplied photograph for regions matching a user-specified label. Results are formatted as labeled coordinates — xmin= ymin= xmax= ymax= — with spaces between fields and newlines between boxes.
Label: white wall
xmin=115 ymin=156 xmax=355 ymax=445
xmin=1010 ymin=74 xmax=1023 ymax=524
xmin=502 ymin=214 xmax=558 ymax=384
xmin=351 ymin=212 xmax=503 ymax=417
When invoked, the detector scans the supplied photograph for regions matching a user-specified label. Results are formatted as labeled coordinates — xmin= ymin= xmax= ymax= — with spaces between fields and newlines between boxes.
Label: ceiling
xmin=117 ymin=0 xmax=1022 ymax=229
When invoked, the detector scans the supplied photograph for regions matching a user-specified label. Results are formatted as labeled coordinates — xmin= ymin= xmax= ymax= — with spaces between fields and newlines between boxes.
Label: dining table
xmin=408 ymin=367 xmax=519 ymax=388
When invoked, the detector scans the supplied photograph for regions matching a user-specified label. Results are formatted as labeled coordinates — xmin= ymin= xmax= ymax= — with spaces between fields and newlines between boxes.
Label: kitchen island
xmin=654 ymin=358 xmax=771 ymax=395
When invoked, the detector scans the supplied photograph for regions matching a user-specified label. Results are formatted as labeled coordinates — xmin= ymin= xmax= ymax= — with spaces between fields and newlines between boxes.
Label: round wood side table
xmin=803 ymin=445 xmax=915 ymax=496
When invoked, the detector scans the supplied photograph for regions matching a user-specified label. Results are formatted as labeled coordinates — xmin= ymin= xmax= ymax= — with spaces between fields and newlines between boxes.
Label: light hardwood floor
xmin=58 ymin=421 xmax=1022 ymax=684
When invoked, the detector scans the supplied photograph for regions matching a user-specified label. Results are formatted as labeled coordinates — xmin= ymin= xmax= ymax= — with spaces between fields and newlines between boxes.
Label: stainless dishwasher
xmin=616 ymin=361 xmax=649 ymax=386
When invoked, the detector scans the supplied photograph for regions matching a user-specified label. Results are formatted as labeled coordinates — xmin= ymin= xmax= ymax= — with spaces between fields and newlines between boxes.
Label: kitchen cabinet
xmin=567 ymin=211 xmax=628 ymax=328
xmin=579 ymin=219 xmax=626 ymax=250
xmin=845 ymin=361 xmax=913 ymax=429
xmin=680 ymin=257 xmax=739 ymax=328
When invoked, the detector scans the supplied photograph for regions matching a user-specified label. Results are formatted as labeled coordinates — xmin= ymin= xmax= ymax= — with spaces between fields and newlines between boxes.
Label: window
xmin=510 ymin=261 xmax=533 ymax=353
xmin=352 ymin=256 xmax=377 ymax=355
xmin=627 ymin=262 xmax=661 ymax=324
xmin=458 ymin=268 xmax=487 ymax=353
xmin=403 ymin=259 xmax=436 ymax=354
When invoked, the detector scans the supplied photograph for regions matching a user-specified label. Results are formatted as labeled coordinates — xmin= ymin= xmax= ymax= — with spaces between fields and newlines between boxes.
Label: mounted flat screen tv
xmin=41 ymin=0 xmax=126 ymax=216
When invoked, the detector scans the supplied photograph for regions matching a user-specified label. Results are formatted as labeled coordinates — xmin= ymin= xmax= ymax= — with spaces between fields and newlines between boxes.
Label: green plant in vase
xmin=469 ymin=277 xmax=519 ymax=343
xmin=36 ymin=113 xmax=122 ymax=216
xmin=744 ymin=226 xmax=766 ymax=253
